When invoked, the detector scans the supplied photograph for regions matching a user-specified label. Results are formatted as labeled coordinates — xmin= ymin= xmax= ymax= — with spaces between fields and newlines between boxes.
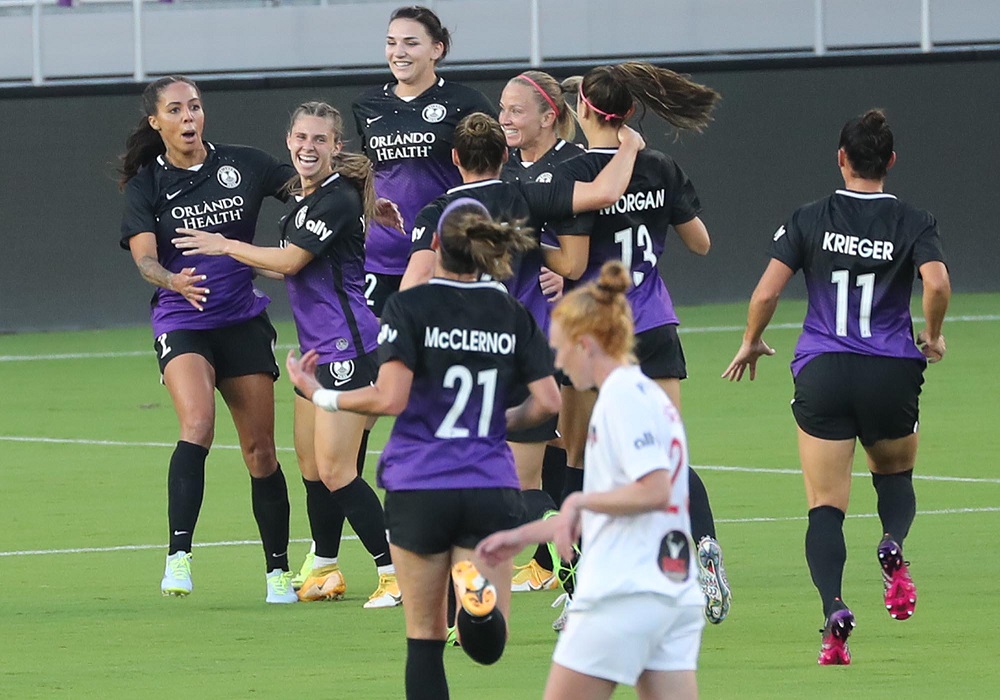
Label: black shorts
xmin=153 ymin=312 xmax=279 ymax=382
xmin=506 ymin=382 xmax=560 ymax=443
xmin=384 ymin=488 xmax=526 ymax=554
xmin=292 ymin=349 xmax=378 ymax=399
xmin=792 ymin=353 xmax=924 ymax=446
xmin=364 ymin=271 xmax=402 ymax=318
xmin=635 ymin=324 xmax=687 ymax=380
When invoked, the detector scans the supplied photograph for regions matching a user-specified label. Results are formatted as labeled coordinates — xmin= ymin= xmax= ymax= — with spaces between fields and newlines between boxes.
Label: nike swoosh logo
xmin=333 ymin=378 xmax=351 ymax=387
xmin=173 ymin=530 xmax=189 ymax=536
xmin=366 ymin=115 xmax=384 ymax=127
xmin=166 ymin=190 xmax=182 ymax=200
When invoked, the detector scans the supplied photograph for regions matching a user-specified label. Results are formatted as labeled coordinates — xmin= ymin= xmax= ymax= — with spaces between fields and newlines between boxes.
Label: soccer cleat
xmin=297 ymin=564 xmax=347 ymax=602
xmin=446 ymin=625 xmax=460 ymax=647
xmin=817 ymin=607 xmax=855 ymax=665
xmin=878 ymin=536 xmax=917 ymax=620
xmin=161 ymin=551 xmax=193 ymax=597
xmin=511 ymin=558 xmax=558 ymax=592
xmin=452 ymin=561 xmax=497 ymax=618
xmin=697 ymin=536 xmax=732 ymax=624
xmin=551 ymin=592 xmax=571 ymax=632
xmin=363 ymin=572 xmax=402 ymax=609
xmin=265 ymin=569 xmax=298 ymax=604
xmin=290 ymin=550 xmax=315 ymax=591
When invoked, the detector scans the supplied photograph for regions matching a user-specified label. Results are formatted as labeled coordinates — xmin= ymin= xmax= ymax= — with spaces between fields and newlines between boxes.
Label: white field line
xmin=2 ymin=315 xmax=997 ymax=362
xmin=3 ymin=506 xmax=998 ymax=558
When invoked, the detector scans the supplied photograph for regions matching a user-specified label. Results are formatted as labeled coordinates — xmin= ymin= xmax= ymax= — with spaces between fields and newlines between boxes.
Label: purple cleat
xmin=878 ymin=536 xmax=917 ymax=621
xmin=818 ymin=607 xmax=855 ymax=666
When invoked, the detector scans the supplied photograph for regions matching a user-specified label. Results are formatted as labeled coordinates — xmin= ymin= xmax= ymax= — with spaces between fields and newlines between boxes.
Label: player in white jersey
xmin=478 ymin=261 xmax=703 ymax=700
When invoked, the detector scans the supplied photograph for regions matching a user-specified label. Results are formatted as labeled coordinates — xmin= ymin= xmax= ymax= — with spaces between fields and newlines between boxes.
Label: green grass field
xmin=1 ymin=293 xmax=997 ymax=699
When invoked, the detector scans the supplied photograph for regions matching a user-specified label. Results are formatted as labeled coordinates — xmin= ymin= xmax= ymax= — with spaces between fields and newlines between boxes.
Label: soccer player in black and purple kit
xmin=723 ymin=109 xmax=951 ymax=665
xmin=119 ymin=76 xmax=296 ymax=603
xmin=173 ymin=102 xmax=402 ymax=609
xmin=353 ymin=5 xmax=495 ymax=317
xmin=286 ymin=199 xmax=561 ymax=700
xmin=546 ymin=63 xmax=731 ymax=626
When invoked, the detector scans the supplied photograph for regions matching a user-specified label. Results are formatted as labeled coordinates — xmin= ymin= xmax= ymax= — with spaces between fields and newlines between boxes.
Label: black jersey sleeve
xmin=409 ymin=198 xmax=446 ymax=255
xmin=470 ymin=88 xmax=498 ymax=119
xmin=911 ymin=213 xmax=947 ymax=268
xmin=286 ymin=186 xmax=360 ymax=257
xmin=768 ymin=214 xmax=804 ymax=272
xmin=665 ymin=159 xmax=702 ymax=225
xmin=120 ymin=173 xmax=157 ymax=248
xmin=517 ymin=179 xmax=575 ymax=222
xmin=256 ymin=150 xmax=295 ymax=201
xmin=514 ymin=303 xmax=556 ymax=385
xmin=377 ymin=293 xmax=421 ymax=370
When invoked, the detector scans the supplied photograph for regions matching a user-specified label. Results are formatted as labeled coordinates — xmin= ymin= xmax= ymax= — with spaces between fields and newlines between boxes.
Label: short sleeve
xmin=409 ymin=199 xmax=445 ymax=255
xmin=286 ymin=188 xmax=359 ymax=257
xmin=254 ymin=150 xmax=295 ymax=202
xmin=514 ymin=304 xmax=555 ymax=385
xmin=769 ymin=215 xmax=804 ymax=272
xmin=603 ymin=387 xmax=671 ymax=482
xmin=666 ymin=160 xmax=701 ymax=225
xmin=912 ymin=214 xmax=946 ymax=269
xmin=518 ymin=180 xmax=575 ymax=223
xmin=120 ymin=175 xmax=157 ymax=248
xmin=377 ymin=294 xmax=420 ymax=370
xmin=471 ymin=89 xmax=498 ymax=119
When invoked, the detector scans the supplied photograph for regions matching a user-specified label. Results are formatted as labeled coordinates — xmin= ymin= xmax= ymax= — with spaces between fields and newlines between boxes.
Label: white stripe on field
xmin=2 ymin=315 xmax=997 ymax=362
xmin=695 ymin=463 xmax=1000 ymax=485
xmin=3 ymin=506 xmax=997 ymax=558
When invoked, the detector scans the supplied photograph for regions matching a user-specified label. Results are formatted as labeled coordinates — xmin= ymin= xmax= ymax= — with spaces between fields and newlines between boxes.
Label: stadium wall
xmin=3 ymin=55 xmax=998 ymax=332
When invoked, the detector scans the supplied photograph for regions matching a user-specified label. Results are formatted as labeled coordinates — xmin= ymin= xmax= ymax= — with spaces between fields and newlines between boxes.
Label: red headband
xmin=517 ymin=74 xmax=559 ymax=116
xmin=579 ymin=87 xmax=624 ymax=122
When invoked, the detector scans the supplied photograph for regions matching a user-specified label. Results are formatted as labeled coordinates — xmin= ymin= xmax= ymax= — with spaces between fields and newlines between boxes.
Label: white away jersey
xmin=573 ymin=365 xmax=702 ymax=609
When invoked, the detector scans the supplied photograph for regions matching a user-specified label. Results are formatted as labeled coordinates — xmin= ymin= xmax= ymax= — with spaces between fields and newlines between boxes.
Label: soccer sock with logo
xmin=405 ymin=638 xmax=448 ymax=700
xmin=167 ymin=440 xmax=208 ymax=555
xmin=251 ymin=465 xmax=291 ymax=572
xmin=689 ymin=468 xmax=718 ymax=541
xmin=456 ymin=607 xmax=507 ymax=665
xmin=542 ymin=445 xmax=567 ymax=507
xmin=330 ymin=477 xmax=392 ymax=568
xmin=303 ymin=478 xmax=345 ymax=560
xmin=806 ymin=505 xmax=847 ymax=618
xmin=356 ymin=429 xmax=371 ymax=478
xmin=871 ymin=469 xmax=916 ymax=544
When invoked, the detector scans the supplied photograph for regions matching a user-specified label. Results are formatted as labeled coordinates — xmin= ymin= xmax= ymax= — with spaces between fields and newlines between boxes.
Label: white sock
xmin=313 ymin=556 xmax=338 ymax=569
xmin=377 ymin=564 xmax=396 ymax=576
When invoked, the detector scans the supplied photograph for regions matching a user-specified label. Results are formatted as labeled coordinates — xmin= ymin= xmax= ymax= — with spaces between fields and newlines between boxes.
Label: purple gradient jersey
xmin=770 ymin=189 xmax=946 ymax=376
xmin=120 ymin=143 xmax=293 ymax=337
xmin=352 ymin=78 xmax=495 ymax=275
xmin=409 ymin=179 xmax=575 ymax=336
xmin=551 ymin=148 xmax=701 ymax=333
xmin=375 ymin=279 xmax=555 ymax=491
xmin=279 ymin=173 xmax=379 ymax=363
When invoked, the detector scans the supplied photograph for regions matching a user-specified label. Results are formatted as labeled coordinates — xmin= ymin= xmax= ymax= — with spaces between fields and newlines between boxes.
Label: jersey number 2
xmin=831 ymin=270 xmax=874 ymax=338
xmin=436 ymin=365 xmax=498 ymax=438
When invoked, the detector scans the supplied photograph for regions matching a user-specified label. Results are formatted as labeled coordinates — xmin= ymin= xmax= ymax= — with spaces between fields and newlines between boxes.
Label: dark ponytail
xmin=839 ymin=109 xmax=894 ymax=180
xmin=437 ymin=198 xmax=536 ymax=279
xmin=118 ymin=75 xmax=200 ymax=191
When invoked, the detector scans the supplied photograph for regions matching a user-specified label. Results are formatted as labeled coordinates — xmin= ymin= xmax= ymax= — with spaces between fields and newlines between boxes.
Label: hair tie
xmin=517 ymin=74 xmax=559 ymax=116
xmin=579 ymin=88 xmax=623 ymax=122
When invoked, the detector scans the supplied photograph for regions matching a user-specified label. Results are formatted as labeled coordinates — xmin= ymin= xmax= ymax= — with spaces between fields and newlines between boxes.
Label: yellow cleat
xmin=297 ymin=564 xmax=347 ymax=602
xmin=452 ymin=560 xmax=497 ymax=618
xmin=364 ymin=572 xmax=402 ymax=609
xmin=510 ymin=558 xmax=557 ymax=592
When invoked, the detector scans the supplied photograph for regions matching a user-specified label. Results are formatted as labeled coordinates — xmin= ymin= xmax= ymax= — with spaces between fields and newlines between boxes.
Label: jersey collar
xmin=446 ymin=179 xmax=503 ymax=195
xmin=156 ymin=141 xmax=216 ymax=170
xmin=586 ymin=147 xmax=618 ymax=155
xmin=835 ymin=189 xmax=897 ymax=200
xmin=429 ymin=277 xmax=508 ymax=293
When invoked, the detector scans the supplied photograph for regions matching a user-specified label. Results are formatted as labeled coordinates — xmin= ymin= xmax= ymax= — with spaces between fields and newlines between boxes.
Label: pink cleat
xmin=878 ymin=537 xmax=917 ymax=621
xmin=818 ymin=607 xmax=855 ymax=666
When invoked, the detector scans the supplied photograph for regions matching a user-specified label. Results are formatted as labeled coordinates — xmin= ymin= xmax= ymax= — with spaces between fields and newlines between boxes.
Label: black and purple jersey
xmin=120 ymin=142 xmax=293 ymax=337
xmin=352 ymin=78 xmax=495 ymax=276
xmin=769 ymin=189 xmax=946 ymax=376
xmin=376 ymin=279 xmax=554 ymax=491
xmin=409 ymin=179 xmax=574 ymax=335
xmin=501 ymin=138 xmax=583 ymax=186
xmin=279 ymin=173 xmax=380 ymax=364
xmin=551 ymin=148 xmax=701 ymax=333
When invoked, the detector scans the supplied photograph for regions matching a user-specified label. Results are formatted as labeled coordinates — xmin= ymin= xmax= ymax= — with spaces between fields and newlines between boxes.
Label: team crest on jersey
xmin=295 ymin=206 xmax=308 ymax=229
xmin=535 ymin=172 xmax=553 ymax=183
xmin=422 ymin=103 xmax=447 ymax=123
xmin=330 ymin=360 xmax=355 ymax=387
xmin=335 ymin=338 xmax=349 ymax=351
xmin=377 ymin=323 xmax=398 ymax=345
xmin=217 ymin=165 xmax=242 ymax=189
xmin=658 ymin=530 xmax=691 ymax=583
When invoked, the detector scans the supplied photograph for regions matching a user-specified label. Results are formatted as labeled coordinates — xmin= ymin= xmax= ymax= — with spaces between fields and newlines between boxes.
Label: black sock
xmin=167 ymin=440 xmax=208 ymax=554
xmin=871 ymin=470 xmax=916 ymax=544
xmin=456 ymin=608 xmax=507 ymax=665
xmin=405 ymin=638 xmax=448 ymax=700
xmin=447 ymin=585 xmax=457 ymax=627
xmin=303 ymin=478 xmax=345 ymax=559
xmin=521 ymin=489 xmax=557 ymax=571
xmin=251 ymin=465 xmax=290 ymax=572
xmin=356 ymin=429 xmax=371 ymax=478
xmin=689 ymin=467 xmax=717 ymax=541
xmin=806 ymin=506 xmax=847 ymax=618
xmin=561 ymin=466 xmax=584 ymax=503
xmin=542 ymin=445 xmax=567 ymax=507
xmin=330 ymin=477 xmax=392 ymax=567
